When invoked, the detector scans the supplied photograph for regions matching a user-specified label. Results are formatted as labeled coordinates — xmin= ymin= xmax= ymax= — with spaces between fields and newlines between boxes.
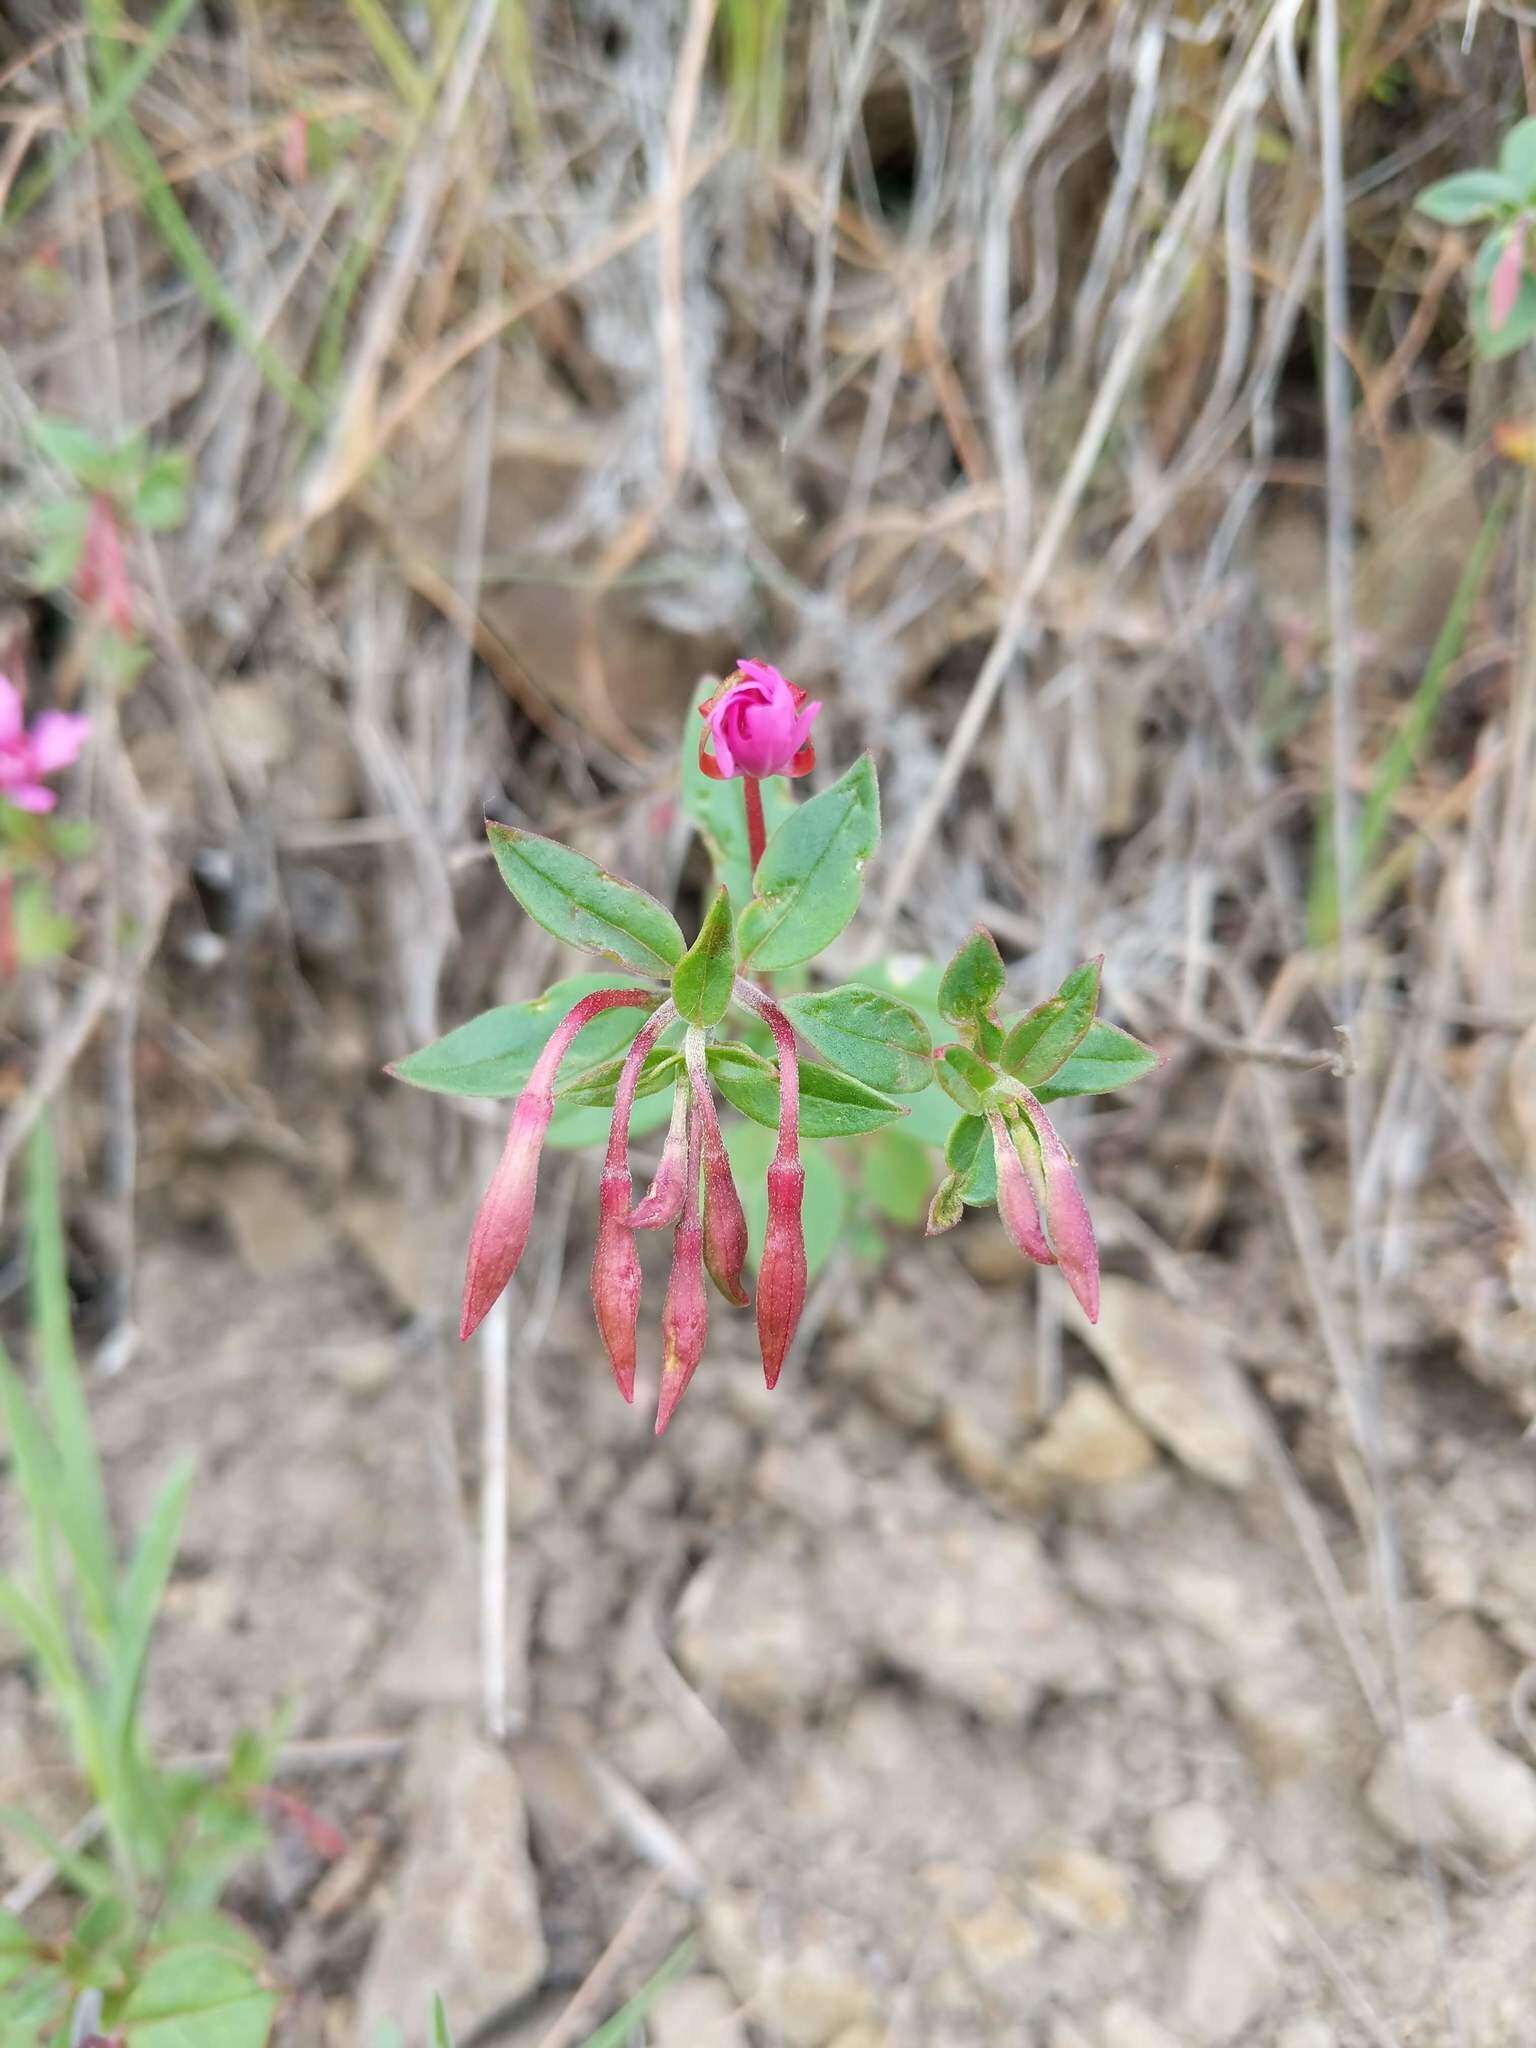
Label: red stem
xmin=734 ymin=980 xmax=799 ymax=1156
xmin=743 ymin=776 xmax=767 ymax=877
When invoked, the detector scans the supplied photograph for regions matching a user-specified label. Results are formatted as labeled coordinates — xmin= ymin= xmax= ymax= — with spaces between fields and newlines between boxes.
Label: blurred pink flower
xmin=698 ymin=660 xmax=821 ymax=781
xmin=0 ymin=674 xmax=88 ymax=814
xmin=1491 ymin=225 xmax=1527 ymax=334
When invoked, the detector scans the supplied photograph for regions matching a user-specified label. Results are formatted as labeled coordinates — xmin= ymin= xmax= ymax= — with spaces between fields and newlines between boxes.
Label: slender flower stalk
xmin=735 ymin=979 xmax=806 ymax=1389
xmin=685 ymin=1028 xmax=750 ymax=1307
xmin=988 ymin=1108 xmax=1055 ymax=1268
xmin=1014 ymin=1087 xmax=1100 ymax=1323
xmin=656 ymin=1101 xmax=707 ymax=1435
xmin=592 ymin=999 xmax=679 ymax=1400
xmin=628 ymin=1077 xmax=689 ymax=1230
xmin=460 ymin=987 xmax=657 ymax=1342
xmin=743 ymin=776 xmax=767 ymax=874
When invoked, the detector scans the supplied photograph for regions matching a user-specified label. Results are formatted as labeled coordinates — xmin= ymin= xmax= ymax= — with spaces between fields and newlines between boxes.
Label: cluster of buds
xmin=460 ymin=662 xmax=821 ymax=1433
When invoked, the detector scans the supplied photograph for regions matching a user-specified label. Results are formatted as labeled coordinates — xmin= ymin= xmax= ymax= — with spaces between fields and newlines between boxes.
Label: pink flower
xmin=698 ymin=660 xmax=821 ymax=782
xmin=459 ymin=988 xmax=659 ymax=1342
xmin=0 ymin=674 xmax=88 ymax=815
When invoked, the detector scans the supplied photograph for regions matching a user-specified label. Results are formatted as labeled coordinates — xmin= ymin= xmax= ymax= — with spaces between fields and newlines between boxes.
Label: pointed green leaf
xmin=937 ymin=926 xmax=1005 ymax=1028
xmin=107 ymin=1458 xmax=193 ymax=1753
xmin=1501 ymin=118 xmax=1536 ymax=197
xmin=860 ymin=1129 xmax=933 ymax=1225
xmin=132 ymin=450 xmax=191 ymax=531
xmin=679 ymin=677 xmax=794 ymax=910
xmin=31 ymin=417 xmax=121 ymax=489
xmin=1034 ymin=1019 xmax=1160 ymax=1100
xmin=119 ymin=1913 xmax=277 ymax=2048
xmin=736 ymin=755 xmax=880 ymax=971
xmin=671 ymin=887 xmax=736 ymax=1027
xmin=389 ymin=975 xmax=657 ymax=1098
xmin=926 ymin=1171 xmax=965 ymax=1234
xmin=933 ymin=1044 xmax=995 ymax=1114
xmin=1000 ymin=956 xmax=1101 ymax=1085
xmin=943 ymin=1111 xmax=997 ymax=1204
xmin=28 ymin=496 xmax=90 ymax=591
xmin=1414 ymin=168 xmax=1520 ymax=223
xmin=487 ymin=824 xmax=684 ymax=975
xmin=780 ymin=984 xmax=933 ymax=1093
xmin=707 ymin=1043 xmax=906 ymax=1138
xmin=432 ymin=1997 xmax=456 ymax=2048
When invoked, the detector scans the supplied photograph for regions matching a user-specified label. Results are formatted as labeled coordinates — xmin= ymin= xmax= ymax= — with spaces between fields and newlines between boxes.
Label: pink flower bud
xmin=988 ymin=1109 xmax=1054 ymax=1268
xmin=459 ymin=987 xmax=658 ymax=1342
xmin=656 ymin=1105 xmax=708 ymax=1435
xmin=735 ymin=982 xmax=806 ymax=1388
xmin=1015 ymin=1089 xmax=1100 ymax=1323
xmin=628 ymin=1081 xmax=688 ymax=1229
xmin=1492 ymin=224 xmax=1527 ymax=334
xmin=590 ymin=1000 xmax=679 ymax=1400
xmin=698 ymin=660 xmax=821 ymax=782
xmin=685 ymin=1029 xmax=749 ymax=1307
xmin=77 ymin=495 xmax=134 ymax=636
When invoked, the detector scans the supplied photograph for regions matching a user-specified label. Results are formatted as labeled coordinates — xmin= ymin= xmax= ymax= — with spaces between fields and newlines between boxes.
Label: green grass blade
xmin=107 ymin=1459 xmax=193 ymax=1755
xmin=4 ymin=0 xmax=199 ymax=228
xmin=24 ymin=1123 xmax=116 ymax=1642
xmin=0 ymin=1806 xmax=114 ymax=1903
xmin=580 ymin=1939 xmax=698 ymax=2048
xmin=345 ymin=0 xmax=430 ymax=110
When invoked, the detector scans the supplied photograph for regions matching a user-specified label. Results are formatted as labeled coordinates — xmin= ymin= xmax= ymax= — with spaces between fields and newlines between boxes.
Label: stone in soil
xmin=1365 ymin=1709 xmax=1536 ymax=1870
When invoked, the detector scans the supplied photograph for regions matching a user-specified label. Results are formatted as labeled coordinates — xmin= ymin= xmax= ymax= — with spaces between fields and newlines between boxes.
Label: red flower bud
xmin=686 ymin=1029 xmax=749 ymax=1307
xmin=988 ymin=1109 xmax=1054 ymax=1268
xmin=590 ymin=1001 xmax=679 ymax=1400
xmin=628 ymin=1079 xmax=688 ymax=1230
xmin=656 ymin=1104 xmax=708 ymax=1435
xmin=735 ymin=982 xmax=806 ymax=1388
xmin=459 ymin=988 xmax=657 ymax=1343
xmin=1016 ymin=1088 xmax=1099 ymax=1323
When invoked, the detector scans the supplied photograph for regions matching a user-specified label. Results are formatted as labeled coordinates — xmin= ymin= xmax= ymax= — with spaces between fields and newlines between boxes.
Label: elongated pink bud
xmin=1016 ymin=1088 xmax=1099 ymax=1323
xmin=461 ymin=987 xmax=657 ymax=1341
xmin=1491 ymin=224 xmax=1526 ymax=334
xmin=988 ymin=1109 xmax=1054 ymax=1268
xmin=591 ymin=1000 xmax=679 ymax=1400
xmin=685 ymin=1029 xmax=749 ymax=1307
xmin=656 ymin=1104 xmax=708 ymax=1434
xmin=735 ymin=981 xmax=806 ymax=1389
xmin=628 ymin=1080 xmax=688 ymax=1229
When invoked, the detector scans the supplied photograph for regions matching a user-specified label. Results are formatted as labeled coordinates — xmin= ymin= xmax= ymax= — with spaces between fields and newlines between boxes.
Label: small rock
xmin=1100 ymin=2003 xmax=1183 ymax=2048
xmin=1178 ymin=1859 xmax=1282 ymax=2046
xmin=701 ymin=1892 xmax=764 ymax=2006
xmin=1028 ymin=1381 xmax=1157 ymax=1489
xmin=1221 ymin=1667 xmax=1334 ymax=1782
xmin=1415 ymin=1610 xmax=1516 ymax=1709
xmin=1026 ymin=1847 xmax=1133 ymax=1932
xmin=1077 ymin=1278 xmax=1255 ymax=1490
xmin=947 ymin=1894 xmax=1039 ymax=1990
xmin=354 ymin=1708 xmax=546 ymax=2043
xmin=1148 ymin=1802 xmax=1229 ymax=1890
xmin=647 ymin=1974 xmax=747 ymax=2048
xmin=1365 ymin=1710 xmax=1536 ymax=1870
xmin=754 ymin=1435 xmax=861 ymax=1526
xmin=1275 ymin=2022 xmax=1336 ymax=2048
xmin=675 ymin=1542 xmax=861 ymax=1718
xmin=769 ymin=1947 xmax=874 ymax=2048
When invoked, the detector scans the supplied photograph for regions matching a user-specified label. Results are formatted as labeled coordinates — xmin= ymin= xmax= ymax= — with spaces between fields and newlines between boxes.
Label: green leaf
xmin=780 ymin=984 xmax=933 ymax=1093
xmin=107 ymin=1458 xmax=193 ymax=1755
xmin=1501 ymin=118 xmax=1536 ymax=197
xmin=944 ymin=1111 xmax=997 ymax=1203
xmin=679 ymin=677 xmax=795 ymax=911
xmin=31 ymin=417 xmax=121 ymax=489
xmin=389 ymin=975 xmax=656 ymax=1098
xmin=555 ymin=1046 xmax=682 ymax=1108
xmin=859 ymin=1129 xmax=932 ymax=1225
xmin=132 ymin=450 xmax=191 ymax=531
xmin=723 ymin=1124 xmax=844 ymax=1282
xmin=28 ymin=496 xmax=90 ymax=590
xmin=933 ymin=1044 xmax=995 ymax=1114
xmin=1034 ymin=1019 xmax=1160 ymax=1100
xmin=999 ymin=956 xmax=1101 ymax=1085
xmin=926 ymin=1172 xmax=965 ymax=1233
xmin=937 ymin=926 xmax=1005 ymax=1028
xmin=671 ymin=887 xmax=735 ymax=1027
xmin=432 ymin=1996 xmax=455 ymax=2048
xmin=545 ymin=1090 xmax=674 ymax=1150
xmin=486 ymin=824 xmax=684 ymax=975
xmin=707 ymin=1043 xmax=907 ymax=1138
xmin=118 ymin=1913 xmax=277 ymax=2048
xmin=1415 ymin=168 xmax=1520 ymax=224
xmin=12 ymin=881 xmax=77 ymax=969
xmin=736 ymin=755 xmax=880 ymax=971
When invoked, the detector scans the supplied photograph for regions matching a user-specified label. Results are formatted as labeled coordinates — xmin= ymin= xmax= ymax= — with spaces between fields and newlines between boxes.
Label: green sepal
xmin=487 ymin=822 xmax=684 ymax=975
xmin=736 ymin=755 xmax=880 ymax=971
xmin=671 ymin=886 xmax=735 ymax=1027
xmin=926 ymin=1171 xmax=965 ymax=1235
xmin=707 ymin=1042 xmax=907 ymax=1139
xmin=937 ymin=926 xmax=1005 ymax=1029
xmin=944 ymin=1111 xmax=997 ymax=1204
xmin=780 ymin=983 xmax=933 ymax=1093
xmin=999 ymin=956 xmax=1101 ymax=1085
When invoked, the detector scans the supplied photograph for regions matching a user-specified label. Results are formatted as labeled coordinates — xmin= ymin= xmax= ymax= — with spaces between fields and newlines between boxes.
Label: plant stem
xmin=743 ymin=776 xmax=767 ymax=877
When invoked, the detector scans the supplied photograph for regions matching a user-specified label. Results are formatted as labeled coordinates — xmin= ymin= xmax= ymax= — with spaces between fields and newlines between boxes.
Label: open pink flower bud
xmin=0 ymin=673 xmax=89 ymax=815
xmin=590 ymin=1000 xmax=679 ymax=1400
xmin=628 ymin=1081 xmax=688 ymax=1230
xmin=686 ymin=1029 xmax=749 ymax=1307
xmin=459 ymin=987 xmax=657 ymax=1342
xmin=988 ymin=1109 xmax=1054 ymax=1269
xmin=656 ymin=1106 xmax=708 ymax=1435
xmin=698 ymin=660 xmax=821 ymax=782
xmin=1015 ymin=1089 xmax=1100 ymax=1323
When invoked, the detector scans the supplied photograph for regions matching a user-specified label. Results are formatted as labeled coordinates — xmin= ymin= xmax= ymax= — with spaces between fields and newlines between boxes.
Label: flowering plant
xmin=393 ymin=663 xmax=1159 ymax=1431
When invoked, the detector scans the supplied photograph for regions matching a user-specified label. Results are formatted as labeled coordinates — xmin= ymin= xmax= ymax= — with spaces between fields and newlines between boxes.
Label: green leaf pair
xmin=1415 ymin=120 xmax=1536 ymax=361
